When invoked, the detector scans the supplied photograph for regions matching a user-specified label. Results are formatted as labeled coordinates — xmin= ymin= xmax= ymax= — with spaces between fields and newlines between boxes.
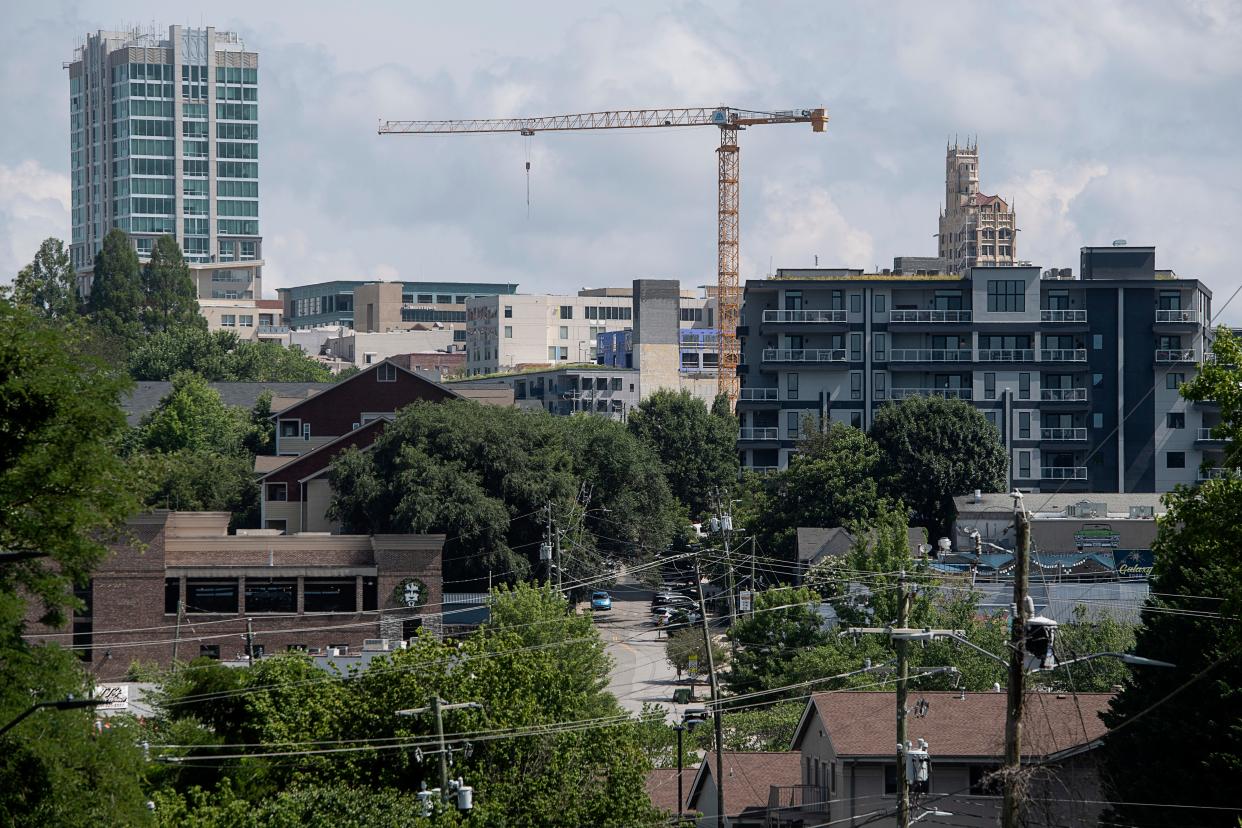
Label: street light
xmin=0 ymin=698 xmax=105 ymax=737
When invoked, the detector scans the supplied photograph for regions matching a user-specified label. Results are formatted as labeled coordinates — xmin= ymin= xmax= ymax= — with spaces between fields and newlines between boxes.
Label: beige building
xmin=200 ymin=297 xmax=286 ymax=342
xmin=323 ymin=328 xmax=457 ymax=368
xmin=938 ymin=141 xmax=1017 ymax=274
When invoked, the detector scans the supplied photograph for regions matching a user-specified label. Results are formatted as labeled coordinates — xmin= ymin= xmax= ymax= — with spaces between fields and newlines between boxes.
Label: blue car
xmin=591 ymin=591 xmax=612 ymax=611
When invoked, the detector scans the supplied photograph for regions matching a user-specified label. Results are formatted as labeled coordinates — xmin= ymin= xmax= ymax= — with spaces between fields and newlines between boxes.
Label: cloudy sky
xmin=3 ymin=1 xmax=1240 ymax=318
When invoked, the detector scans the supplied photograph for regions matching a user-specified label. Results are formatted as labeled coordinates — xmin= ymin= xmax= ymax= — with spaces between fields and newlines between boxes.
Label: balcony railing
xmin=749 ymin=465 xmax=780 ymax=474
xmin=738 ymin=427 xmax=779 ymax=441
xmin=739 ymin=388 xmax=779 ymax=401
xmin=1039 ymin=349 xmax=1087 ymax=362
xmin=1156 ymin=309 xmax=1199 ymax=324
xmin=762 ymin=348 xmax=847 ymax=363
xmin=888 ymin=387 xmax=974 ymax=400
xmin=1156 ymin=349 xmax=1198 ymax=363
xmin=1197 ymin=427 xmax=1229 ymax=441
xmin=1041 ymin=466 xmax=1088 ymax=480
xmin=1041 ymin=309 xmax=1088 ymax=323
xmin=978 ymin=349 xmax=1036 ymax=362
xmin=889 ymin=309 xmax=973 ymax=323
xmin=762 ymin=309 xmax=847 ymax=324
xmin=1041 ymin=388 xmax=1087 ymax=401
xmin=1198 ymin=467 xmax=1232 ymax=481
xmin=889 ymin=349 xmax=973 ymax=362
xmin=257 ymin=324 xmax=290 ymax=335
xmin=1041 ymin=427 xmax=1087 ymax=441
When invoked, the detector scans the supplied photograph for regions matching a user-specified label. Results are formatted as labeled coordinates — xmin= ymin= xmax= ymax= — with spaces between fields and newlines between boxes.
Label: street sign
xmin=93 ymin=684 xmax=128 ymax=711
xmin=687 ymin=654 xmax=699 ymax=676
xmin=739 ymin=590 xmax=752 ymax=612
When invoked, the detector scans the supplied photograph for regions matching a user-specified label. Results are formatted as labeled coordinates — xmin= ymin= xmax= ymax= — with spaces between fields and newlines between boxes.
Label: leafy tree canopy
xmin=627 ymin=389 xmax=738 ymax=517
xmin=86 ymin=228 xmax=144 ymax=345
xmin=6 ymin=237 xmax=80 ymax=320
xmin=131 ymin=371 xmax=254 ymax=455
xmin=869 ymin=396 xmax=1008 ymax=535
xmin=141 ymin=235 xmax=204 ymax=334
xmin=0 ymin=300 xmax=141 ymax=623
xmin=129 ymin=326 xmax=332 ymax=382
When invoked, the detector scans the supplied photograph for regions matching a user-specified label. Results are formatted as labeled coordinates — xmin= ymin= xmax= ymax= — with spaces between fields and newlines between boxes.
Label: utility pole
xmin=542 ymin=503 xmax=554 ymax=587
xmin=245 ymin=617 xmax=255 ymax=667
xmin=714 ymin=490 xmax=737 ymax=622
xmin=171 ymin=599 xmax=184 ymax=665
xmin=1002 ymin=504 xmax=1031 ymax=828
xmin=895 ymin=575 xmax=910 ymax=828
xmin=694 ymin=557 xmax=726 ymax=828
xmin=397 ymin=697 xmax=484 ymax=800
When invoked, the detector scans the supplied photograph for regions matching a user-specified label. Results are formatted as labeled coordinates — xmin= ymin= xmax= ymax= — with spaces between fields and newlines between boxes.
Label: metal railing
xmin=739 ymin=388 xmax=779 ymax=401
xmin=1197 ymin=427 xmax=1229 ymax=441
xmin=1040 ymin=309 xmax=1087 ymax=323
xmin=888 ymin=348 xmax=973 ymax=362
xmin=1041 ymin=466 xmax=1088 ymax=480
xmin=978 ymin=349 xmax=1036 ymax=362
xmin=1039 ymin=349 xmax=1087 ymax=362
xmin=762 ymin=348 xmax=847 ymax=363
xmin=738 ymin=427 xmax=779 ymax=440
xmin=888 ymin=387 xmax=974 ymax=400
xmin=257 ymin=324 xmax=290 ymax=335
xmin=762 ymin=309 xmax=847 ymax=323
xmin=1156 ymin=309 xmax=1199 ymax=324
xmin=1198 ymin=467 xmax=1231 ymax=481
xmin=749 ymin=465 xmax=780 ymax=474
xmin=1041 ymin=388 xmax=1087 ymax=401
xmin=888 ymin=309 xmax=973 ymax=323
xmin=1156 ymin=349 xmax=1198 ymax=363
xmin=1041 ymin=427 xmax=1087 ymax=441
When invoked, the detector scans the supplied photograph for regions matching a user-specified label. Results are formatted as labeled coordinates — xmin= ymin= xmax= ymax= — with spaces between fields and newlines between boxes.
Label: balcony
xmin=887 ymin=387 xmax=973 ymax=400
xmin=738 ymin=427 xmax=779 ymax=441
xmin=1040 ymin=309 xmax=1088 ymax=323
xmin=1197 ymin=427 xmax=1229 ymax=442
xmin=889 ymin=349 xmax=973 ymax=363
xmin=1041 ymin=427 xmax=1087 ymax=441
xmin=257 ymin=324 xmax=289 ymax=335
xmin=1041 ymin=466 xmax=1088 ymax=480
xmin=738 ymin=388 xmax=779 ymax=401
xmin=1156 ymin=349 xmax=1198 ymax=363
xmin=888 ymin=309 xmax=973 ymax=324
xmin=1041 ymin=388 xmax=1087 ymax=402
xmin=1039 ymin=349 xmax=1087 ymax=363
xmin=762 ymin=309 xmax=846 ymax=324
xmin=762 ymin=348 xmax=847 ymax=364
xmin=978 ymin=349 xmax=1036 ymax=363
xmin=1198 ymin=467 xmax=1232 ymax=481
xmin=748 ymin=465 xmax=780 ymax=474
xmin=1155 ymin=309 xmax=1200 ymax=324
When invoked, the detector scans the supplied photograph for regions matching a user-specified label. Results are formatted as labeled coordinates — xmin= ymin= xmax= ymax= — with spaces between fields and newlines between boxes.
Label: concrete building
xmin=68 ymin=26 xmax=263 ymax=298
xmin=277 ymin=280 xmax=519 ymax=338
xmin=199 ymin=297 xmax=286 ymax=341
xmin=736 ymin=246 xmax=1214 ymax=492
xmin=938 ymin=141 xmax=1016 ymax=274
xmin=891 ymin=256 xmax=948 ymax=276
xmin=323 ymin=328 xmax=457 ymax=368
xmin=450 ymin=365 xmax=641 ymax=420
xmin=23 ymin=511 xmax=444 ymax=671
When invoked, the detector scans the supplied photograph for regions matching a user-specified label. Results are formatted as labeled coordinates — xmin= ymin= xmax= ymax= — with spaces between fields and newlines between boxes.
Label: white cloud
xmin=998 ymin=163 xmax=1110 ymax=269
xmin=0 ymin=160 xmax=70 ymax=281
xmin=747 ymin=181 xmax=874 ymax=275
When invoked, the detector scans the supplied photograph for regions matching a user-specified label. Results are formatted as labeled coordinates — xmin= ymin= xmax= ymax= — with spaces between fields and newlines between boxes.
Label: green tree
xmin=724 ymin=586 xmax=828 ymax=695
xmin=1180 ymin=326 xmax=1242 ymax=466
xmin=0 ymin=300 xmax=141 ymax=622
xmin=869 ymin=396 xmax=1008 ymax=535
xmin=128 ymin=327 xmax=332 ymax=382
xmin=664 ymin=625 xmax=728 ymax=682
xmin=1099 ymin=479 xmax=1242 ymax=827
xmin=748 ymin=423 xmax=889 ymax=565
xmin=627 ymin=389 xmax=738 ymax=517
xmin=141 ymin=235 xmax=203 ymax=334
xmin=132 ymin=371 xmax=253 ymax=454
xmin=139 ymin=450 xmax=259 ymax=528
xmin=8 ymin=237 xmax=80 ymax=320
xmin=87 ymin=228 xmax=143 ymax=346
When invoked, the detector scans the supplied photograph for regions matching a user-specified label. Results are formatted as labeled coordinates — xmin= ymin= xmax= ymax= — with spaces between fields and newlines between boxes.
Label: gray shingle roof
xmin=124 ymin=381 xmax=331 ymax=426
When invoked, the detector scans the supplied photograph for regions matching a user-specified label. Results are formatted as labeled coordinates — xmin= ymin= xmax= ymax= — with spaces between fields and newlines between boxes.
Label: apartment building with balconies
xmin=736 ymin=246 xmax=1214 ymax=493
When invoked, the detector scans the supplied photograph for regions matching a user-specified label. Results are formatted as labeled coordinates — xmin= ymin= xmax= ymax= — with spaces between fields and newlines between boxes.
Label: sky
xmin=2 ymin=1 xmax=1241 ymax=319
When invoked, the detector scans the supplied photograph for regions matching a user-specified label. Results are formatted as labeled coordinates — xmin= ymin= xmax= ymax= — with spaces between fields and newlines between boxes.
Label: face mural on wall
xmin=394 ymin=577 xmax=428 ymax=609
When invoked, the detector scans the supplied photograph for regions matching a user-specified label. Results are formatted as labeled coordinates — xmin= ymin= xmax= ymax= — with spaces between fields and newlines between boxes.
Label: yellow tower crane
xmin=378 ymin=106 xmax=828 ymax=406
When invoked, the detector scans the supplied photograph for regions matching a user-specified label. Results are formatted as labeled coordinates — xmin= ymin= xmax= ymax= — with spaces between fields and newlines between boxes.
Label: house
xmin=796 ymin=527 xmax=929 ymax=577
xmin=23 ymin=511 xmax=444 ymax=673
xmin=778 ymin=690 xmax=1111 ymax=827
xmin=258 ymin=358 xmax=510 ymax=533
xmin=645 ymin=766 xmax=698 ymax=820
xmin=685 ymin=751 xmax=801 ymax=827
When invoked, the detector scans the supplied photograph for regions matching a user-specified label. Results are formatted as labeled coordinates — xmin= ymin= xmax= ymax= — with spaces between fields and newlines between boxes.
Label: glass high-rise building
xmin=68 ymin=26 xmax=262 ymax=299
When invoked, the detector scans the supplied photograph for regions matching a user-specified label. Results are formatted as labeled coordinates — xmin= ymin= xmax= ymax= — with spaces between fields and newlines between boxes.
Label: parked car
xmin=590 ymin=591 xmax=612 ymax=612
xmin=652 ymin=592 xmax=695 ymax=610
xmin=655 ymin=607 xmax=701 ymax=628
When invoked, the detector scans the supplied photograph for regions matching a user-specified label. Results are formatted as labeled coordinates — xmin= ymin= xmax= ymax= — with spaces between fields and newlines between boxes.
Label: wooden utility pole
xmin=694 ymin=558 xmax=726 ymax=828
xmin=245 ymin=617 xmax=255 ymax=667
xmin=171 ymin=599 xmax=184 ymax=665
xmin=1002 ymin=506 xmax=1031 ymax=828
xmin=397 ymin=697 xmax=484 ymax=799
xmin=895 ymin=576 xmax=911 ymax=828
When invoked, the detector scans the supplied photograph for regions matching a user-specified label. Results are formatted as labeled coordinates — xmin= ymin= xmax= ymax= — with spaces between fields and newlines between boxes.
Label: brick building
xmin=24 ymin=511 xmax=444 ymax=676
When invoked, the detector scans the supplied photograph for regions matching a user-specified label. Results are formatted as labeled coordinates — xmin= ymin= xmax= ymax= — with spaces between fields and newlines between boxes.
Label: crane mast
xmin=379 ymin=106 xmax=828 ymax=406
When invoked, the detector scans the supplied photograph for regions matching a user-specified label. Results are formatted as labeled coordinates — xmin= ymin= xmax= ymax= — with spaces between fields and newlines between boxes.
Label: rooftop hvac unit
xmin=363 ymin=638 xmax=389 ymax=651
xmin=1069 ymin=501 xmax=1108 ymax=518
xmin=1129 ymin=505 xmax=1155 ymax=519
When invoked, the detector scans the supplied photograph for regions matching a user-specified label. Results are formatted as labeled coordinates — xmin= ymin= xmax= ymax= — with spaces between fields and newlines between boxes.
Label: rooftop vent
xmin=1129 ymin=505 xmax=1155 ymax=519
xmin=1068 ymin=501 xmax=1108 ymax=518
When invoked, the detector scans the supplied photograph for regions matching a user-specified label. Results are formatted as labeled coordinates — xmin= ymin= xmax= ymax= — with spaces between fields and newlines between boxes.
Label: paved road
xmin=596 ymin=575 xmax=688 ymax=720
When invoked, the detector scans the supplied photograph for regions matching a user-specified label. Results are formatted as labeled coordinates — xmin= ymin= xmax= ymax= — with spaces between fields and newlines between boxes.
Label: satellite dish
xmin=1112 ymin=239 xmax=1127 ymax=247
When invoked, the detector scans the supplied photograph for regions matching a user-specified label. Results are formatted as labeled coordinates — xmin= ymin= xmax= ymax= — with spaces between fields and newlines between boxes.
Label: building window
xmin=185 ymin=579 xmax=239 ymax=613
xmin=200 ymin=644 xmax=221 ymax=660
xmin=221 ymin=314 xmax=236 ymax=327
xmin=266 ymin=482 xmax=288 ymax=502
xmin=874 ymin=333 xmax=887 ymax=361
xmin=850 ymin=372 xmax=862 ymax=400
xmin=303 ymin=578 xmax=357 ymax=613
xmin=164 ymin=578 xmax=180 ymax=614
xmin=884 ymin=765 xmax=899 ymax=796
xmin=1018 ymin=411 xmax=1031 ymax=440
xmin=302 ymin=422 xmax=311 ymax=440
xmin=1166 ymin=373 xmax=1185 ymax=389
xmin=364 ymin=353 xmax=376 ymax=365
xmin=1167 ymin=451 xmax=1186 ymax=469
xmin=985 ymin=410 xmax=1000 ymax=431
xmin=503 ymin=305 xmax=513 ymax=318
xmin=1095 ymin=373 xmax=1105 ymax=387
xmin=548 ymin=346 xmax=557 ymax=360
xmin=1019 ymin=451 xmax=1031 ymax=479
xmin=984 ymin=373 xmax=996 ymax=400
xmin=874 ymin=372 xmax=886 ymax=397
xmin=1167 ymin=412 xmax=1185 ymax=429
xmin=559 ymin=326 xmax=569 ymax=340
xmin=986 ymin=280 xmax=1025 ymax=313
xmin=245 ymin=579 xmax=297 ymax=613
xmin=377 ymin=363 xmax=397 ymax=382
xmin=363 ymin=577 xmax=378 ymax=612
xmin=873 ymin=294 xmax=886 ymax=314
xmin=560 ymin=305 xmax=574 ymax=319
xmin=787 ymin=411 xmax=801 ymax=440
xmin=1094 ymin=412 xmax=1104 ymax=429
xmin=1093 ymin=334 xmax=1103 ymax=350
xmin=504 ymin=326 xmax=512 ymax=338
xmin=850 ymin=294 xmax=863 ymax=314
xmin=850 ymin=411 xmax=863 ymax=429
xmin=1019 ymin=373 xmax=1030 ymax=400
xmin=788 ymin=373 xmax=799 ymax=400
xmin=850 ymin=333 xmax=862 ymax=362
xmin=558 ymin=347 xmax=568 ymax=360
